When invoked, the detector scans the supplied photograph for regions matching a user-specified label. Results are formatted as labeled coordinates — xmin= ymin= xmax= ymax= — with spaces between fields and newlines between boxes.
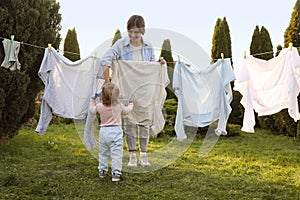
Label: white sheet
xmin=234 ymin=47 xmax=300 ymax=132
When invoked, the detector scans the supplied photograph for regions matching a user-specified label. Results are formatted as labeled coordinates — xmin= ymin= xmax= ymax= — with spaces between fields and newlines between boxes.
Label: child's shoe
xmin=99 ymin=170 xmax=107 ymax=178
xmin=112 ymin=173 xmax=122 ymax=182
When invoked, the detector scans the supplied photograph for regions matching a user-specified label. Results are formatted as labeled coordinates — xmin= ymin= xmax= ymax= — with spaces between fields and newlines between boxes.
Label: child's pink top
xmin=89 ymin=100 xmax=133 ymax=127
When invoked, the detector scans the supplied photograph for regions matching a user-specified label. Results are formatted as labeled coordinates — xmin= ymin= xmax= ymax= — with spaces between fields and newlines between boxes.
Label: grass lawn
xmin=0 ymin=124 xmax=300 ymax=200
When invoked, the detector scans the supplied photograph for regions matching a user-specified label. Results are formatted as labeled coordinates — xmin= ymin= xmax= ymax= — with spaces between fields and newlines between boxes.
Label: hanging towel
xmin=173 ymin=59 xmax=235 ymax=141
xmin=84 ymin=77 xmax=105 ymax=150
xmin=1 ymin=39 xmax=21 ymax=71
xmin=35 ymin=47 xmax=99 ymax=135
xmin=111 ymin=60 xmax=169 ymax=137
xmin=234 ymin=47 xmax=300 ymax=133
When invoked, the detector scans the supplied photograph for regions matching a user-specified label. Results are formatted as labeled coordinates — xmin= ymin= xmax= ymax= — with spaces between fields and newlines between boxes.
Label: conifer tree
xmin=0 ymin=0 xmax=61 ymax=140
xmin=63 ymin=28 xmax=80 ymax=61
xmin=111 ymin=29 xmax=122 ymax=46
xmin=160 ymin=39 xmax=176 ymax=99
xmin=284 ymin=0 xmax=300 ymax=50
xmin=250 ymin=25 xmax=273 ymax=60
xmin=211 ymin=17 xmax=232 ymax=63
xmin=160 ymin=39 xmax=174 ymax=68
xmin=222 ymin=17 xmax=232 ymax=63
xmin=250 ymin=26 xmax=262 ymax=58
xmin=260 ymin=26 xmax=273 ymax=60
xmin=275 ymin=45 xmax=282 ymax=57
xmin=211 ymin=18 xmax=222 ymax=62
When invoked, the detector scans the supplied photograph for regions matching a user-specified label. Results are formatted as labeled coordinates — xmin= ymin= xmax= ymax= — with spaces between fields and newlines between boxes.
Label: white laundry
xmin=234 ymin=47 xmax=300 ymax=133
xmin=1 ymin=39 xmax=21 ymax=71
xmin=83 ymin=58 xmax=105 ymax=150
xmin=35 ymin=47 xmax=99 ymax=135
xmin=173 ymin=59 xmax=235 ymax=141
xmin=111 ymin=60 xmax=170 ymax=137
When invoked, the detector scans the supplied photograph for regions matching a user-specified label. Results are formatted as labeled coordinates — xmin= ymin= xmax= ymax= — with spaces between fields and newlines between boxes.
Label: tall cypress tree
xmin=284 ymin=0 xmax=300 ymax=50
xmin=160 ymin=39 xmax=174 ymax=68
xmin=211 ymin=18 xmax=222 ymax=63
xmin=111 ymin=29 xmax=122 ymax=46
xmin=250 ymin=26 xmax=262 ymax=58
xmin=63 ymin=28 xmax=80 ymax=61
xmin=260 ymin=26 xmax=273 ymax=60
xmin=211 ymin=17 xmax=232 ymax=63
xmin=250 ymin=26 xmax=273 ymax=60
xmin=160 ymin=39 xmax=176 ymax=99
xmin=275 ymin=45 xmax=283 ymax=57
xmin=222 ymin=17 xmax=232 ymax=64
xmin=0 ymin=0 xmax=61 ymax=140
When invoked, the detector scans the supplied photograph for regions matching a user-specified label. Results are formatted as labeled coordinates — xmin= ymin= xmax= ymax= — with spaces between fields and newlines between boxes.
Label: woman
xmin=100 ymin=15 xmax=165 ymax=167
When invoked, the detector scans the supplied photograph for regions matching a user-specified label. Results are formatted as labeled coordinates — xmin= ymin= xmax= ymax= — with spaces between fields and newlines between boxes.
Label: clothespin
xmin=10 ymin=35 xmax=14 ymax=42
xmin=48 ymin=43 xmax=52 ymax=50
xmin=244 ymin=50 xmax=246 ymax=59
xmin=94 ymin=52 xmax=97 ymax=59
xmin=178 ymin=55 xmax=181 ymax=63
xmin=289 ymin=42 xmax=293 ymax=51
xmin=221 ymin=53 xmax=224 ymax=61
xmin=115 ymin=54 xmax=119 ymax=63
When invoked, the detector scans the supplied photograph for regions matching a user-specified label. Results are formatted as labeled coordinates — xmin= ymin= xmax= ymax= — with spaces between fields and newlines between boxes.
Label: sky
xmin=57 ymin=0 xmax=296 ymax=65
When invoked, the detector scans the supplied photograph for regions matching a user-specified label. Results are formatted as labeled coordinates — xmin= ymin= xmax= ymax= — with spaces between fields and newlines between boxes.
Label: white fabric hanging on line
xmin=35 ymin=47 xmax=99 ymax=135
xmin=173 ymin=59 xmax=235 ymax=141
xmin=111 ymin=60 xmax=170 ymax=137
xmin=234 ymin=47 xmax=300 ymax=133
xmin=1 ymin=38 xmax=21 ymax=71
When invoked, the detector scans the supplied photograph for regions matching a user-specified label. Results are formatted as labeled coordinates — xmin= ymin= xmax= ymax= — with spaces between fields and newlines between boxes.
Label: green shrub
xmin=251 ymin=109 xmax=298 ymax=138
xmin=0 ymin=69 xmax=30 ymax=139
xmin=0 ymin=0 xmax=62 ymax=140
xmin=228 ymin=91 xmax=244 ymax=125
xmin=226 ymin=124 xmax=241 ymax=137
xmin=161 ymin=98 xmax=177 ymax=137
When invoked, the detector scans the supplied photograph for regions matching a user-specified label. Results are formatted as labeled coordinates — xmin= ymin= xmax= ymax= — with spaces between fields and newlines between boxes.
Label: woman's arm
xmin=103 ymin=66 xmax=110 ymax=83
xmin=100 ymin=40 xmax=123 ymax=83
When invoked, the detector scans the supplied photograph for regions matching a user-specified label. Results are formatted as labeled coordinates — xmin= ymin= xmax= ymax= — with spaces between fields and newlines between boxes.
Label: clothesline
xmin=0 ymin=35 xmax=299 ymax=63
xmin=0 ymin=36 xmax=81 ymax=57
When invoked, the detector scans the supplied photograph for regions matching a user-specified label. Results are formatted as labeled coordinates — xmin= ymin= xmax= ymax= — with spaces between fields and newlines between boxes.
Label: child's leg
xmin=98 ymin=128 xmax=110 ymax=173
xmin=110 ymin=126 xmax=123 ymax=175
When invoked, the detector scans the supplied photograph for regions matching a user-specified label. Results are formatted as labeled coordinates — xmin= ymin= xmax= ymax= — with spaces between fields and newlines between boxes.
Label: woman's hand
xmin=159 ymin=57 xmax=166 ymax=65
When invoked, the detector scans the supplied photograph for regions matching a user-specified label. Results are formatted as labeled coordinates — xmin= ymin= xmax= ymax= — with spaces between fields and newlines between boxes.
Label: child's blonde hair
xmin=101 ymin=83 xmax=120 ymax=106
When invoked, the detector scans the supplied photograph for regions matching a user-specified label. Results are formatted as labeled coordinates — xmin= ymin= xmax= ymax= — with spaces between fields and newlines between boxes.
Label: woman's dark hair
xmin=127 ymin=15 xmax=145 ymax=35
